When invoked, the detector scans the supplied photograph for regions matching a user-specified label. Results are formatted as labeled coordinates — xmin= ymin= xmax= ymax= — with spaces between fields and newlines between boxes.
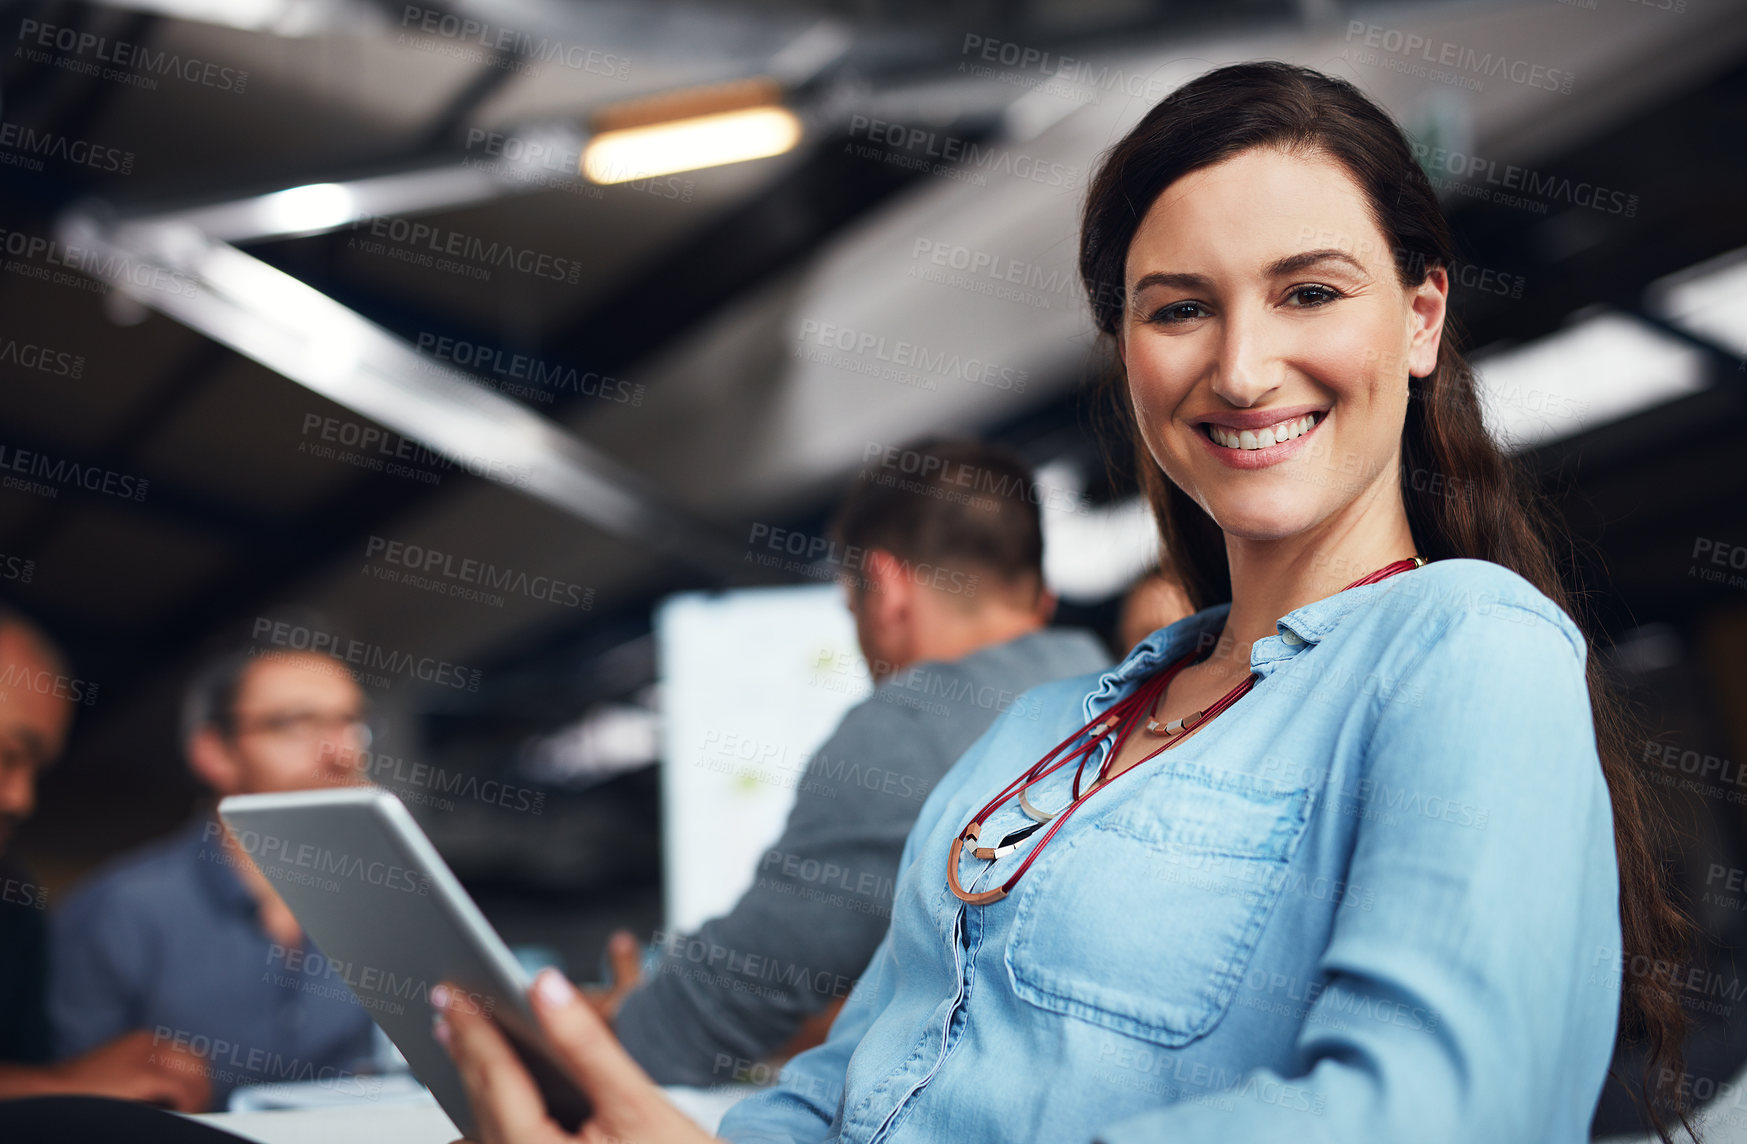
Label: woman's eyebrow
xmin=1128 ymin=270 xmax=1210 ymax=304
xmin=1128 ymin=248 xmax=1370 ymax=304
xmin=1265 ymin=248 xmax=1370 ymax=278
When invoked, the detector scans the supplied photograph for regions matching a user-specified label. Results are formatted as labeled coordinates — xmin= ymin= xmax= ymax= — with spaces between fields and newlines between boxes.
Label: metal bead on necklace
xmin=1143 ymin=651 xmax=1253 ymax=738
xmin=1145 ymin=706 xmax=1207 ymax=738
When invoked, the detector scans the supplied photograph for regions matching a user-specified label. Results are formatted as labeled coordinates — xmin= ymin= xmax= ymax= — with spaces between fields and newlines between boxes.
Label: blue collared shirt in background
xmin=719 ymin=558 xmax=1622 ymax=1144
xmin=48 ymin=815 xmax=376 ymax=1108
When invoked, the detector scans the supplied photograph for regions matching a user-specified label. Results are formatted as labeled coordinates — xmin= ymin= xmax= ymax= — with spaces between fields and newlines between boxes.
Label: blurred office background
xmin=0 ymin=0 xmax=1744 ymax=1136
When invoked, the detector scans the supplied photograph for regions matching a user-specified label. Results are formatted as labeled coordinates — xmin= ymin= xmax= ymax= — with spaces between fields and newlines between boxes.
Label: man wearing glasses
xmin=45 ymin=635 xmax=378 ymax=1110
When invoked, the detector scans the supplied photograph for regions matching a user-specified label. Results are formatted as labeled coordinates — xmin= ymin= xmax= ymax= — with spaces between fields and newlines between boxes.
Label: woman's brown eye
xmin=1288 ymin=285 xmax=1341 ymax=307
xmin=1149 ymin=301 xmax=1208 ymax=324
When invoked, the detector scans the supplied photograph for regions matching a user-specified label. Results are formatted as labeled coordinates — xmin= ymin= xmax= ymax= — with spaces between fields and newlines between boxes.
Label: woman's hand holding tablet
xmin=432 ymin=968 xmax=716 ymax=1144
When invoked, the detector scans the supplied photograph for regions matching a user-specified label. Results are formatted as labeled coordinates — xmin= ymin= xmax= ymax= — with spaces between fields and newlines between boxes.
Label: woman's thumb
xmin=530 ymin=968 xmax=648 ymax=1093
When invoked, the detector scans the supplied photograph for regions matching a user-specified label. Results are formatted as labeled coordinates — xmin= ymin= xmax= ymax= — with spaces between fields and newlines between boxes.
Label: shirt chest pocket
xmin=1003 ymin=764 xmax=1314 ymax=1046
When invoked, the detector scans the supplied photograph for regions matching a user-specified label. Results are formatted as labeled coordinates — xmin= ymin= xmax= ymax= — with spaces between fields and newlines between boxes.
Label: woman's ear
xmin=1406 ymin=266 xmax=1449 ymax=379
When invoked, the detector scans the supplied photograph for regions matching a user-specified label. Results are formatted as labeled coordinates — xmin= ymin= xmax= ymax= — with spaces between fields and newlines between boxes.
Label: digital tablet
xmin=217 ymin=786 xmax=590 ymax=1138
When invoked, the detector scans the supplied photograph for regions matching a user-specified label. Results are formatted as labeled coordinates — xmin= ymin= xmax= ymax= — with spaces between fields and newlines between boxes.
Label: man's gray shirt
xmin=614 ymin=627 xmax=1110 ymax=1085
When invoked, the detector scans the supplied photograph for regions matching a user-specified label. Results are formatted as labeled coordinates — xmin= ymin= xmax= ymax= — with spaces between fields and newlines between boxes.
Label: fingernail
xmin=430 ymin=983 xmax=451 ymax=1011
xmin=534 ymin=968 xmax=577 ymax=1009
xmin=432 ymin=1013 xmax=451 ymax=1047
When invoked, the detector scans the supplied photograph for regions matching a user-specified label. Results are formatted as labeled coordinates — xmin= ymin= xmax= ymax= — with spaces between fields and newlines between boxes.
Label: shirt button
xmin=1280 ymin=629 xmax=1304 ymax=646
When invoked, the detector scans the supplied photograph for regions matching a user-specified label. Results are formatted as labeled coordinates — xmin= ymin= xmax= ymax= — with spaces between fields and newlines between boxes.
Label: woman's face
xmin=1120 ymin=146 xmax=1447 ymax=545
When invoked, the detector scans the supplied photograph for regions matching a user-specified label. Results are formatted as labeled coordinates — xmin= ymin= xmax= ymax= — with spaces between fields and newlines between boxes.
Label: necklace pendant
xmin=1018 ymin=786 xmax=1059 ymax=823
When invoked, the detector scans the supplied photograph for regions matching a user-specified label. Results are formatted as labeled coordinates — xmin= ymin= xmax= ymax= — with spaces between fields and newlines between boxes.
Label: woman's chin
xmin=1202 ymin=497 xmax=1326 ymax=545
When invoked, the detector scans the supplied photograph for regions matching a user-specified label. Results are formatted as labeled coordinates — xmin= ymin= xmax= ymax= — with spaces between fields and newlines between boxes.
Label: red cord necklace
xmin=946 ymin=555 xmax=1425 ymax=905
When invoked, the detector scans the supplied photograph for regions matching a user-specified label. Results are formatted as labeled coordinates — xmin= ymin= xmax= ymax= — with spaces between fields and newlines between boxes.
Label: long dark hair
xmin=1079 ymin=60 xmax=1694 ymax=1141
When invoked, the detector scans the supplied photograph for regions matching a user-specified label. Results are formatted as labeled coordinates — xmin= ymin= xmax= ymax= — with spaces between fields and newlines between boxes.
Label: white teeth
xmin=1206 ymin=413 xmax=1319 ymax=451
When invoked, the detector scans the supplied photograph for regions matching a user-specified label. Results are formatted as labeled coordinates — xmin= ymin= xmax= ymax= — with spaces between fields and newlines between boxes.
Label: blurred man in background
xmin=598 ymin=439 xmax=1111 ymax=1085
xmin=0 ymin=604 xmax=208 ymax=1109
xmin=46 ymin=637 xmax=377 ymax=1110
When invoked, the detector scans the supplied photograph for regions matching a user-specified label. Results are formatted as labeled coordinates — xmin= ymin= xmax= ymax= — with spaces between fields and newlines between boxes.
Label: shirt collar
xmin=1086 ymin=577 xmax=1406 ymax=716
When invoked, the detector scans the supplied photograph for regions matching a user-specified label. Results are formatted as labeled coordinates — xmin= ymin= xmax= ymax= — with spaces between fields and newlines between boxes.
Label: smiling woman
xmin=426 ymin=61 xmax=1694 ymax=1144
xmin=1078 ymin=59 xmax=1693 ymax=1141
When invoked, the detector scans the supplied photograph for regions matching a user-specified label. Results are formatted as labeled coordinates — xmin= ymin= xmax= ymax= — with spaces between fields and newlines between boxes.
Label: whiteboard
xmin=655 ymin=585 xmax=873 ymax=934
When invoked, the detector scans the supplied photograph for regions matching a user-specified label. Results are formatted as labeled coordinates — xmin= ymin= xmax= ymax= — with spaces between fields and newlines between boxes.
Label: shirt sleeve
xmin=1095 ymin=601 xmax=1622 ymax=1144
xmin=614 ymin=700 xmax=940 ymax=1086
xmin=47 ymin=881 xmax=148 ymax=1059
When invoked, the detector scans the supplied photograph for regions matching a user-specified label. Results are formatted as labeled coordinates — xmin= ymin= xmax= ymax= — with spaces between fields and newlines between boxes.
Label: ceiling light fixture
xmin=581 ymin=77 xmax=801 ymax=184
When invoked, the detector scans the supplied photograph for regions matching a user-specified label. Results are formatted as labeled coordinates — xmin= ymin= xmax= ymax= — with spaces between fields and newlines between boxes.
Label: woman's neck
xmin=1210 ymin=486 xmax=1418 ymax=673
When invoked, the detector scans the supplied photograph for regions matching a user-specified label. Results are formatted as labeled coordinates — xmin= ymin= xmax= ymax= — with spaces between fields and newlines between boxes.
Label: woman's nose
xmin=1209 ymin=307 xmax=1282 ymax=408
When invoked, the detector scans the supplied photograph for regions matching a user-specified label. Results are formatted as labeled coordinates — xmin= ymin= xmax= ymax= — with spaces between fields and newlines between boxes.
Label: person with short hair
xmin=46 ymin=636 xmax=377 ymax=1109
xmin=599 ymin=439 xmax=1110 ymax=1086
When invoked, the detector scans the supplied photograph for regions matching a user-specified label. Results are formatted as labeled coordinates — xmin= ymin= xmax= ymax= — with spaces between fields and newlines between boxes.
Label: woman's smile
xmin=1193 ymin=406 xmax=1326 ymax=470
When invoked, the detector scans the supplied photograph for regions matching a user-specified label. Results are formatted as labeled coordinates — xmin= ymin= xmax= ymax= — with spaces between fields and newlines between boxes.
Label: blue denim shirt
xmin=718 ymin=558 xmax=1622 ymax=1144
